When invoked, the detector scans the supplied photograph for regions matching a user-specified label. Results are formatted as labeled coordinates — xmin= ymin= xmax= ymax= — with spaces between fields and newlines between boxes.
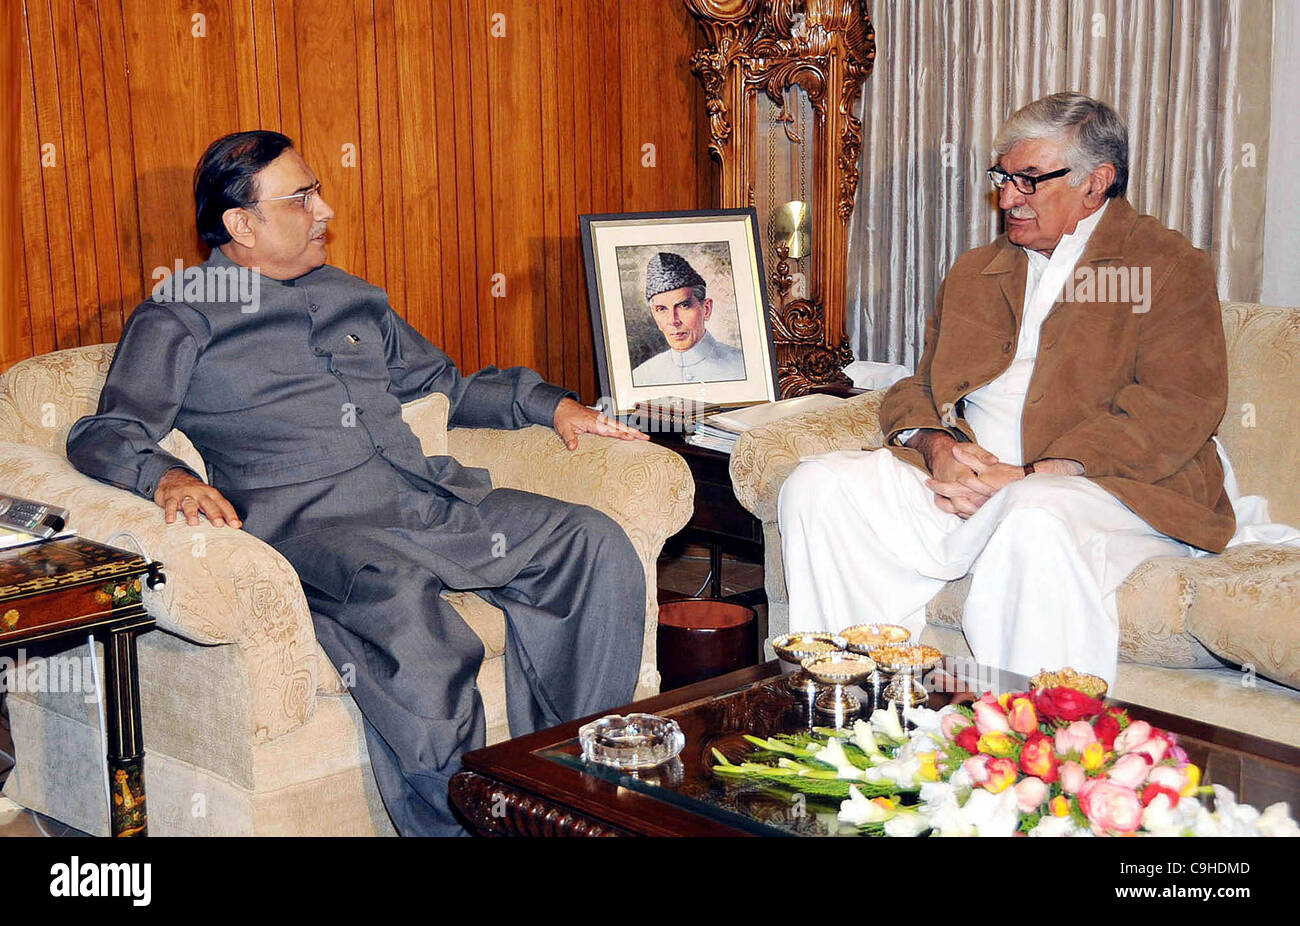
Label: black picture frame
xmin=579 ymin=208 xmax=778 ymax=415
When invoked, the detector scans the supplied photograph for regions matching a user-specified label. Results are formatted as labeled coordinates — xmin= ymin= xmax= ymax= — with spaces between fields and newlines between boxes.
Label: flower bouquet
xmin=710 ymin=686 xmax=1300 ymax=836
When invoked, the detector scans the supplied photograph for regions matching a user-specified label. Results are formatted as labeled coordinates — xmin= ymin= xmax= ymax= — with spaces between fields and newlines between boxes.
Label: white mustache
xmin=310 ymin=225 xmax=327 ymax=238
xmin=1008 ymin=206 xmax=1037 ymax=219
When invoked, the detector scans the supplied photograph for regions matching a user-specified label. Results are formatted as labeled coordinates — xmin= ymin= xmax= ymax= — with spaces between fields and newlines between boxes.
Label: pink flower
xmin=1146 ymin=764 xmax=1186 ymax=793
xmin=1054 ymin=720 xmax=1097 ymax=757
xmin=972 ymin=699 xmax=1010 ymax=735
xmin=1113 ymin=720 xmax=1154 ymax=755
xmin=1014 ymin=776 xmax=1049 ymax=814
xmin=1058 ymin=761 xmax=1087 ymax=795
xmin=940 ymin=711 xmax=972 ymax=741
xmin=962 ymin=754 xmax=991 ymax=784
xmin=1106 ymin=753 xmax=1150 ymax=789
xmin=1078 ymin=778 xmax=1143 ymax=834
xmin=1131 ymin=734 xmax=1170 ymax=764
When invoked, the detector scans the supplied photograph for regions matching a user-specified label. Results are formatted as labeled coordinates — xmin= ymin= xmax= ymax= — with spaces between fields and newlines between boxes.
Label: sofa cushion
xmin=925 ymin=560 xmax=1223 ymax=669
xmin=1218 ymin=304 xmax=1300 ymax=528
xmin=1184 ymin=543 xmax=1300 ymax=689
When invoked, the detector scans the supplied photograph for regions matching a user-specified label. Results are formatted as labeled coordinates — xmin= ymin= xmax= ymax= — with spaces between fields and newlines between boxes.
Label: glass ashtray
xmin=578 ymin=713 xmax=685 ymax=770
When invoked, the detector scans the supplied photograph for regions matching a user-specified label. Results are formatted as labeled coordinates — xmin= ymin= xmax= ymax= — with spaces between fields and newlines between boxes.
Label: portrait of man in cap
xmin=630 ymin=250 xmax=747 ymax=387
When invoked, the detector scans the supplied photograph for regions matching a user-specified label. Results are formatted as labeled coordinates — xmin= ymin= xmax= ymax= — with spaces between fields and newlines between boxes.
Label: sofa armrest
xmin=447 ymin=425 xmax=694 ymax=553
xmin=447 ymin=425 xmax=694 ymax=697
xmin=0 ymin=440 xmax=319 ymax=740
xmin=729 ymin=390 xmax=887 ymax=521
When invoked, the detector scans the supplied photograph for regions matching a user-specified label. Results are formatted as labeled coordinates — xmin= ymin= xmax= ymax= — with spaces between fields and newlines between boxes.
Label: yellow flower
xmin=1049 ymin=795 xmax=1070 ymax=817
xmin=977 ymin=731 xmax=1017 ymax=758
xmin=871 ymin=797 xmax=896 ymax=811
xmin=917 ymin=752 xmax=941 ymax=782
xmin=1081 ymin=741 xmax=1107 ymax=772
xmin=1180 ymin=764 xmax=1201 ymax=797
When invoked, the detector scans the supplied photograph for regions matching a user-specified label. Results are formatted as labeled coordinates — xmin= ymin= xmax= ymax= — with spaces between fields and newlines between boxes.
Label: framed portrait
xmin=579 ymin=208 xmax=778 ymax=415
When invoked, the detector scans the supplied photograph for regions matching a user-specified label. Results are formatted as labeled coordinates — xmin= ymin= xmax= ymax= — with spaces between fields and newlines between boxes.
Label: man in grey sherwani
xmin=66 ymin=131 xmax=650 ymax=836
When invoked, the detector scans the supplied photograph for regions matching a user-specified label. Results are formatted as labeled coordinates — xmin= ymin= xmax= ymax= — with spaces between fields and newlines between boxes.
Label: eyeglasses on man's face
xmin=247 ymin=179 xmax=322 ymax=212
xmin=986 ymin=165 xmax=1071 ymax=196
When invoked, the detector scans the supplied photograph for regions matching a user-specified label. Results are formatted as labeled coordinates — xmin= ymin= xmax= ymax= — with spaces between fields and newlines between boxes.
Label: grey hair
xmin=993 ymin=92 xmax=1129 ymax=198
xmin=689 ymin=284 xmax=706 ymax=303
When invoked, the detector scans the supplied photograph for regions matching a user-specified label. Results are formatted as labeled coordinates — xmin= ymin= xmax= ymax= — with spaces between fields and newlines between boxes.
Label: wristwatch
xmin=1022 ymin=461 xmax=1037 ymax=476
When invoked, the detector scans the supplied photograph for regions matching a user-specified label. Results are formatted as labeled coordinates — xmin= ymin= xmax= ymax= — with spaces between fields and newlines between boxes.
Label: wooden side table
xmin=648 ymin=430 xmax=765 ymax=608
xmin=0 ymin=537 xmax=163 ymax=837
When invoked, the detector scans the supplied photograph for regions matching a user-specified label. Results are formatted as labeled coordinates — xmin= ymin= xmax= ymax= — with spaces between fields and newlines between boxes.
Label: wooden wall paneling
xmin=539 ymin=0 xmax=563 ymax=390
xmin=352 ymin=0 xmax=385 ymax=288
xmin=555 ymin=0 xmax=582 ymax=398
xmin=446 ymin=0 xmax=479 ymax=373
xmin=251 ymin=0 xmax=284 ymax=129
xmin=122 ymin=0 xmax=239 ymax=282
xmin=58 ymin=0 xmax=111 ymax=347
xmin=431 ymin=0 xmax=465 ymax=363
xmin=230 ymin=0 xmax=262 ymax=130
xmin=91 ymin=0 xmax=145 ymax=342
xmin=294 ymin=0 xmax=367 ymax=280
xmin=489 ymin=0 xmax=547 ymax=373
xmin=4 ymin=0 xmax=27 ymax=368
xmin=467 ymin=0 xmax=496 ymax=365
xmin=371 ymin=1 xmax=406 ymax=315
xmin=18 ymin=7 xmax=51 ymax=359
xmin=270 ymin=0 xmax=302 ymax=142
xmin=392 ymin=0 xmax=443 ymax=349
xmin=24 ymin=0 xmax=79 ymax=354
xmin=14 ymin=0 xmax=716 ymax=396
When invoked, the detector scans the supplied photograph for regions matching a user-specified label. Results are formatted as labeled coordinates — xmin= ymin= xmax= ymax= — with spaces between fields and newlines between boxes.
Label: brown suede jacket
xmin=880 ymin=197 xmax=1235 ymax=553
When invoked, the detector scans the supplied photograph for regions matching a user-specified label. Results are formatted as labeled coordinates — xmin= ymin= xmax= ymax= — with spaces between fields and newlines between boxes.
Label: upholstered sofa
xmin=730 ymin=302 xmax=1300 ymax=747
xmin=0 ymin=344 xmax=693 ymax=835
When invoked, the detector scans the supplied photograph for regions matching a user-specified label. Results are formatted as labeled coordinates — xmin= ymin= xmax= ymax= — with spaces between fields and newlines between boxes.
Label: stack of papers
xmin=0 ymin=527 xmax=76 ymax=551
xmin=685 ymin=393 xmax=844 ymax=454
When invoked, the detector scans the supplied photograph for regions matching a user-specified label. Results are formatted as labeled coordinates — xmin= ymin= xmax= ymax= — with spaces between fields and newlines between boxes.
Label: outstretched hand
xmin=552 ymin=397 xmax=649 ymax=451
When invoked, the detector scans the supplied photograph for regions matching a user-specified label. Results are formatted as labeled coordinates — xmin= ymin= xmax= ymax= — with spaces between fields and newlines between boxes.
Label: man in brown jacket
xmin=778 ymin=93 xmax=1233 ymax=684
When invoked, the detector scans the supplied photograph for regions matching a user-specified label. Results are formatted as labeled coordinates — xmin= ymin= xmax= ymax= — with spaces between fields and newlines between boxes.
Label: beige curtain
xmin=847 ymin=0 xmax=1274 ymax=366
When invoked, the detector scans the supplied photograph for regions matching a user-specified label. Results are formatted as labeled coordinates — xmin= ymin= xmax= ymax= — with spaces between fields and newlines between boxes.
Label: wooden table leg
xmin=103 ymin=626 xmax=148 ymax=837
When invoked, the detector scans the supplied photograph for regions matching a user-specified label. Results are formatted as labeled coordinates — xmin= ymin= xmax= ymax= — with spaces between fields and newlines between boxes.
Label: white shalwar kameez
xmin=778 ymin=202 xmax=1251 ymax=685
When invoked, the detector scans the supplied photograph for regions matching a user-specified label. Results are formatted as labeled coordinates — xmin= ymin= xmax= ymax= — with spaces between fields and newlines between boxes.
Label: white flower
xmin=930 ymin=788 xmax=1020 ymax=838
xmin=870 ymin=704 xmax=906 ymax=741
xmin=905 ymin=705 xmax=943 ymax=735
xmin=918 ymin=779 xmax=961 ymax=811
xmin=849 ymin=719 xmax=884 ymax=758
xmin=1140 ymin=792 xmax=1198 ymax=837
xmin=863 ymin=751 xmax=922 ymax=788
xmin=838 ymin=785 xmax=893 ymax=826
xmin=883 ymin=808 xmax=932 ymax=837
xmin=1257 ymin=803 xmax=1300 ymax=838
xmin=810 ymin=736 xmax=865 ymax=780
xmin=948 ymin=766 xmax=974 ymax=791
xmin=1028 ymin=814 xmax=1093 ymax=837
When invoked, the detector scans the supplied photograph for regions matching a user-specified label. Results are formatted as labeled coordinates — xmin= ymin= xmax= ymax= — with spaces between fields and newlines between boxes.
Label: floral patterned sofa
xmin=0 ymin=344 xmax=693 ymax=835
xmin=729 ymin=303 xmax=1300 ymax=747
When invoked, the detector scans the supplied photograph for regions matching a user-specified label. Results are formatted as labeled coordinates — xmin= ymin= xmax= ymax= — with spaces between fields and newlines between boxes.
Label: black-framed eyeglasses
xmin=247 ymin=179 xmax=322 ymax=212
xmin=986 ymin=165 xmax=1071 ymax=195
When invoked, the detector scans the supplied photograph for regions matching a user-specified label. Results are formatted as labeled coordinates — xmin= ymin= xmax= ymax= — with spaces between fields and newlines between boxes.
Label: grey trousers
xmin=225 ymin=454 xmax=646 ymax=836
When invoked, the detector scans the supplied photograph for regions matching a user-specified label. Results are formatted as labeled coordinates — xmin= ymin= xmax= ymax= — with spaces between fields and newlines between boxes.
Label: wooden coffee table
xmin=448 ymin=659 xmax=1300 ymax=837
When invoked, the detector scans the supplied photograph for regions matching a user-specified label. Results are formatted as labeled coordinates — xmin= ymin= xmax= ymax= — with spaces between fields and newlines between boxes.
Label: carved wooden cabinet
xmin=686 ymin=0 xmax=874 ymax=395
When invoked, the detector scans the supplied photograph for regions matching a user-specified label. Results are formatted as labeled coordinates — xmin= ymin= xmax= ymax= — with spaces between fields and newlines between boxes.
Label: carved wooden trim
xmin=449 ymin=771 xmax=631 ymax=837
xmin=687 ymin=0 xmax=875 ymax=396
